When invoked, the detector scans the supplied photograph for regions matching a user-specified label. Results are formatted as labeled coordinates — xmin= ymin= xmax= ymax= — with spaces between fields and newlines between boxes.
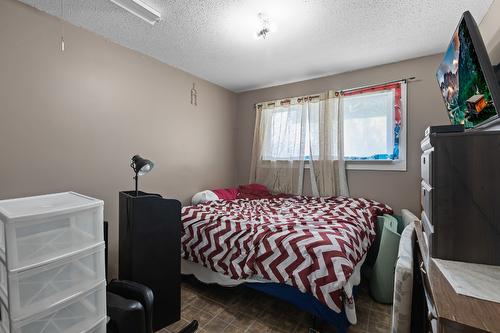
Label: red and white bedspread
xmin=181 ymin=196 xmax=392 ymax=316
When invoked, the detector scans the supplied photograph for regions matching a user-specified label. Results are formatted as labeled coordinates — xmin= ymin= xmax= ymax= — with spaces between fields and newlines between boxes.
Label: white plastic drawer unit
xmin=0 ymin=192 xmax=104 ymax=271
xmin=0 ymin=243 xmax=105 ymax=320
xmin=1 ymin=282 xmax=106 ymax=333
xmin=85 ymin=318 xmax=107 ymax=333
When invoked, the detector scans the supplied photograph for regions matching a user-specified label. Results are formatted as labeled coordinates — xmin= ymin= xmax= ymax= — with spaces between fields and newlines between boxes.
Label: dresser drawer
xmin=421 ymin=181 xmax=433 ymax=220
xmin=417 ymin=252 xmax=438 ymax=333
xmin=421 ymin=149 xmax=433 ymax=186
xmin=421 ymin=211 xmax=433 ymax=267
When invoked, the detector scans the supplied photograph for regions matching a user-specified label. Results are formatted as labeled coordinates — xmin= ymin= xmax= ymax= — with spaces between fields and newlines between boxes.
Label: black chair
xmin=106 ymin=280 xmax=153 ymax=333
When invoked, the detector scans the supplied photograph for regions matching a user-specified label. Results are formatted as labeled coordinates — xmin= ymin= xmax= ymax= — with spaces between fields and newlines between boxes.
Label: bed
xmin=181 ymin=194 xmax=392 ymax=332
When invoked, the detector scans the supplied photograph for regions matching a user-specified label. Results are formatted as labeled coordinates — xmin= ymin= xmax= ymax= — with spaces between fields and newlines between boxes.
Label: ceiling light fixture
xmin=255 ymin=12 xmax=276 ymax=40
xmin=110 ymin=0 xmax=161 ymax=25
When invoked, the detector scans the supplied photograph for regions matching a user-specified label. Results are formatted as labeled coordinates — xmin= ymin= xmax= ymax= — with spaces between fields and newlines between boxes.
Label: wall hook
xmin=191 ymin=83 xmax=198 ymax=106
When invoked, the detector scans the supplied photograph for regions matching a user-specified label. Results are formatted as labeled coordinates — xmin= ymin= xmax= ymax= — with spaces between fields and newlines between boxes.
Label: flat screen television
xmin=436 ymin=11 xmax=500 ymax=129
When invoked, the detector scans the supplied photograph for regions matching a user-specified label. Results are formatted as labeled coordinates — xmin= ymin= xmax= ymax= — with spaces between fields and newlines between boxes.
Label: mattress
xmin=181 ymin=195 xmax=392 ymax=323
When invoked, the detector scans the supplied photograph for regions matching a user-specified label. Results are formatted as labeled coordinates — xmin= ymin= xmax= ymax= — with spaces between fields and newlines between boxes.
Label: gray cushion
xmin=401 ymin=209 xmax=419 ymax=228
xmin=391 ymin=222 xmax=416 ymax=333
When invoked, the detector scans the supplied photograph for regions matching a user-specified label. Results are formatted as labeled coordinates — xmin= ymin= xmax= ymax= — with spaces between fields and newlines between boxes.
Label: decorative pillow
xmin=212 ymin=188 xmax=239 ymax=201
xmin=192 ymin=184 xmax=273 ymax=204
xmin=237 ymin=183 xmax=273 ymax=199
xmin=191 ymin=190 xmax=219 ymax=205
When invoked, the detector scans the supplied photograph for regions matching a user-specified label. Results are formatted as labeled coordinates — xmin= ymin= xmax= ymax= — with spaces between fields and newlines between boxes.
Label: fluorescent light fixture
xmin=110 ymin=0 xmax=161 ymax=25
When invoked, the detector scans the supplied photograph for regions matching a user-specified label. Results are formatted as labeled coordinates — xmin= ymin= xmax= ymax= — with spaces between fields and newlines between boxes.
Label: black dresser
xmin=420 ymin=130 xmax=500 ymax=266
xmin=119 ymin=191 xmax=181 ymax=331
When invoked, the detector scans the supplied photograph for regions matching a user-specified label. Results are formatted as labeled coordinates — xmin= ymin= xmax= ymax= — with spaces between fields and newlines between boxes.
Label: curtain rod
xmin=255 ymin=76 xmax=417 ymax=108
xmin=339 ymin=76 xmax=416 ymax=94
xmin=255 ymin=94 xmax=322 ymax=108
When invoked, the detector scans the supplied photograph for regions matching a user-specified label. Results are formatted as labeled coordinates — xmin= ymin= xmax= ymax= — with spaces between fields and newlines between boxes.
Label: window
xmin=260 ymin=99 xmax=325 ymax=161
xmin=258 ymin=81 xmax=407 ymax=171
xmin=261 ymin=103 xmax=307 ymax=161
xmin=344 ymin=91 xmax=396 ymax=159
xmin=342 ymin=81 xmax=406 ymax=171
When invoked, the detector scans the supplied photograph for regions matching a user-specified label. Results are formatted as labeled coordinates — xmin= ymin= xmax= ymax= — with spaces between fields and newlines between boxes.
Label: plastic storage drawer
xmin=1 ymin=281 xmax=106 ymax=333
xmin=85 ymin=317 xmax=107 ymax=333
xmin=0 ymin=243 xmax=105 ymax=320
xmin=0 ymin=192 xmax=104 ymax=271
xmin=0 ymin=300 xmax=9 ymax=333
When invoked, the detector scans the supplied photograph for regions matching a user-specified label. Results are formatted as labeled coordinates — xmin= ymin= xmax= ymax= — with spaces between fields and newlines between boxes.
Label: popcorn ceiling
xmin=21 ymin=0 xmax=493 ymax=92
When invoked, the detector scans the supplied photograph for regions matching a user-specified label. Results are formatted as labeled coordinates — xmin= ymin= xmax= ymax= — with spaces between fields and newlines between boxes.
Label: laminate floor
xmin=157 ymin=276 xmax=392 ymax=333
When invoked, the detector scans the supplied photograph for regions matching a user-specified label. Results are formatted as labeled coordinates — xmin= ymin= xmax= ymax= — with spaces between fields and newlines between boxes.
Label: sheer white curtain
xmin=307 ymin=92 xmax=349 ymax=196
xmin=250 ymin=92 xmax=349 ymax=196
xmin=249 ymin=100 xmax=307 ymax=194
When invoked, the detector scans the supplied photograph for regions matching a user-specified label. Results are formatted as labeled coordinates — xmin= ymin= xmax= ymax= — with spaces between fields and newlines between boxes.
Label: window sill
xmin=261 ymin=159 xmax=407 ymax=171
xmin=346 ymin=159 xmax=406 ymax=171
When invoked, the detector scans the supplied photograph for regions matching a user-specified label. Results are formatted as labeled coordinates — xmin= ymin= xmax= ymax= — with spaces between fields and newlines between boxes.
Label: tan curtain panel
xmin=250 ymin=92 xmax=349 ymax=196
xmin=249 ymin=100 xmax=307 ymax=195
xmin=308 ymin=92 xmax=349 ymax=196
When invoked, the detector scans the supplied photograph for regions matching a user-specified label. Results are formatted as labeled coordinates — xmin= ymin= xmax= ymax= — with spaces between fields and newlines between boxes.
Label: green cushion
xmin=383 ymin=214 xmax=399 ymax=233
xmin=369 ymin=214 xmax=402 ymax=304
xmin=363 ymin=214 xmax=399 ymax=276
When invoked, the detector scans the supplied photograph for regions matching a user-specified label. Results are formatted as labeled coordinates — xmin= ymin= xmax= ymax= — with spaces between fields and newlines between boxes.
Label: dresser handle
xmin=420 ymin=261 xmax=427 ymax=275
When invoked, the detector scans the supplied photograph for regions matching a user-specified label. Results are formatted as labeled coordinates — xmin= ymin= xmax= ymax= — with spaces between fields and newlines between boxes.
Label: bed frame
xmin=246 ymin=282 xmax=357 ymax=333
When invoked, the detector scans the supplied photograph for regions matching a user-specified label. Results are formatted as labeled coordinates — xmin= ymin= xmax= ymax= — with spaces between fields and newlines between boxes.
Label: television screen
xmin=436 ymin=11 xmax=500 ymax=129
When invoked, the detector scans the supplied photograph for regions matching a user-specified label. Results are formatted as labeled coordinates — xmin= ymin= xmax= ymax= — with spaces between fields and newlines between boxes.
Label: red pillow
xmin=212 ymin=188 xmax=239 ymax=201
xmin=237 ymin=184 xmax=273 ymax=199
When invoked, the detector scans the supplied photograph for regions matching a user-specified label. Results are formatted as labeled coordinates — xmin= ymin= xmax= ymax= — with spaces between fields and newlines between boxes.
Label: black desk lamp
xmin=130 ymin=155 xmax=154 ymax=196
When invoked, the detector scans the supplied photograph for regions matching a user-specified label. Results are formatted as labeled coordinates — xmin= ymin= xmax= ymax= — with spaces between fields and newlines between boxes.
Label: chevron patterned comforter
xmin=181 ymin=196 xmax=392 ymax=314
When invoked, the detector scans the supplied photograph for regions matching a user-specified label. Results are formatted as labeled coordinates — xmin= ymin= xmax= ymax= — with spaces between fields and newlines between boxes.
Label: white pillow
xmin=191 ymin=190 xmax=219 ymax=205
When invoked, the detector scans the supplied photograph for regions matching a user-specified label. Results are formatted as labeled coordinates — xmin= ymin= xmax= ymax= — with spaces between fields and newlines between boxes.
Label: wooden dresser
xmin=414 ymin=219 xmax=500 ymax=333
xmin=415 ymin=128 xmax=500 ymax=332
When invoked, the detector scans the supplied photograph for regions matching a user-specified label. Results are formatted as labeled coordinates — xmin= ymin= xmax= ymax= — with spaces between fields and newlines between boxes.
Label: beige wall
xmin=480 ymin=0 xmax=500 ymax=64
xmin=0 ymin=0 xmax=237 ymax=278
xmin=235 ymin=55 xmax=450 ymax=214
xmin=2 ymin=0 xmax=500 ymax=278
